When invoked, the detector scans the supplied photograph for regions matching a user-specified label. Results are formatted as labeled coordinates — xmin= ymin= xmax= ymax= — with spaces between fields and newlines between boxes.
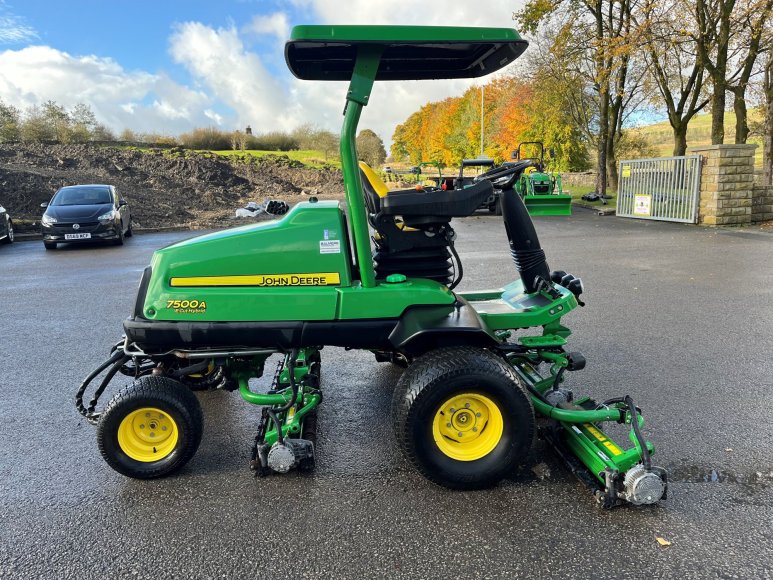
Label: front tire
xmin=44 ymin=241 xmax=56 ymax=250
xmin=391 ymin=346 xmax=534 ymax=490
xmin=125 ymin=220 xmax=133 ymax=237
xmin=97 ymin=376 xmax=203 ymax=479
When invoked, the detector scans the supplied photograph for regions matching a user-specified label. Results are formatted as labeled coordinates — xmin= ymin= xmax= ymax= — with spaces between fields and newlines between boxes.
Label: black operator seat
xmin=358 ymin=162 xmax=493 ymax=228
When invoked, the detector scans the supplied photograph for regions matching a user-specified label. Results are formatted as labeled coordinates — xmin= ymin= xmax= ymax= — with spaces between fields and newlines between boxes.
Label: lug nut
xmin=476 ymin=412 xmax=481 ymax=417
xmin=465 ymin=403 xmax=470 ymax=408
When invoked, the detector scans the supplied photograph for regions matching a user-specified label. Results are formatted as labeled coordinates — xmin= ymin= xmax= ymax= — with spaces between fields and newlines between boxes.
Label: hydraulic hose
xmin=75 ymin=349 xmax=130 ymax=423
xmin=624 ymin=395 xmax=652 ymax=470
xmin=448 ymin=242 xmax=464 ymax=291
xmin=268 ymin=348 xmax=301 ymax=444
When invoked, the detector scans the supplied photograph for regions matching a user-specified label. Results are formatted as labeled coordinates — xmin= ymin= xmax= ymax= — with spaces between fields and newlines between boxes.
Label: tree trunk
xmin=710 ymin=87 xmax=725 ymax=145
xmin=596 ymin=88 xmax=609 ymax=195
xmin=733 ymin=89 xmax=749 ymax=144
xmin=606 ymin=130 xmax=618 ymax=191
xmin=672 ymin=122 xmax=688 ymax=157
xmin=764 ymin=54 xmax=773 ymax=186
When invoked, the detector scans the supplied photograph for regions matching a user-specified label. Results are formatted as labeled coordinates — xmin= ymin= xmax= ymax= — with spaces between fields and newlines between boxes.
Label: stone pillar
xmin=689 ymin=144 xmax=757 ymax=225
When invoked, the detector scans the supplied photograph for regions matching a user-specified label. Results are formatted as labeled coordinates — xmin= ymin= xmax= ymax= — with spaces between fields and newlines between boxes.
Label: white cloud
xmin=0 ymin=1 xmax=36 ymax=44
xmin=0 ymin=45 xmax=215 ymax=134
xmin=0 ymin=3 xmax=531 ymax=145
xmin=248 ymin=12 xmax=290 ymax=40
xmin=169 ymin=22 xmax=294 ymax=132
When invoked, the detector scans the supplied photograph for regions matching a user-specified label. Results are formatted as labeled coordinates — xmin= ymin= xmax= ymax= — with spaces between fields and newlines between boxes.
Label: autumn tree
xmin=695 ymin=0 xmax=773 ymax=144
xmin=763 ymin=51 xmax=773 ymax=185
xmin=517 ymin=0 xmax=641 ymax=194
xmin=638 ymin=0 xmax=711 ymax=155
xmin=356 ymin=129 xmax=387 ymax=167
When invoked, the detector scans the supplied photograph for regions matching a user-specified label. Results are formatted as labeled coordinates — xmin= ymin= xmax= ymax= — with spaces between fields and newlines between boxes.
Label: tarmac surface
xmin=1 ymin=209 xmax=772 ymax=579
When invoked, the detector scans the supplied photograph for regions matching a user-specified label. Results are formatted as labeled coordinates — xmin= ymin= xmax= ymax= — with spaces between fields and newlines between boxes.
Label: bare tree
xmin=639 ymin=0 xmax=711 ymax=155
xmin=763 ymin=51 xmax=773 ymax=185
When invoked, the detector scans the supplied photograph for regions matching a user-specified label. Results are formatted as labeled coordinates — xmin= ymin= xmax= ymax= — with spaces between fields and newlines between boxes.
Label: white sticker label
xmin=319 ymin=240 xmax=341 ymax=254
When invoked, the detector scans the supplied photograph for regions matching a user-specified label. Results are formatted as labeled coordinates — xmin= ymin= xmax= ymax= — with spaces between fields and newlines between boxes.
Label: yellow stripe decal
xmin=584 ymin=424 xmax=623 ymax=456
xmin=170 ymin=272 xmax=341 ymax=287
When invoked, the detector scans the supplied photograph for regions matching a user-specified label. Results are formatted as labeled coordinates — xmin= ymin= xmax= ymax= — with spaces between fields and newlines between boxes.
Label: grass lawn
xmin=563 ymin=184 xmax=617 ymax=207
xmin=211 ymin=149 xmax=340 ymax=169
xmin=632 ymin=110 xmax=764 ymax=168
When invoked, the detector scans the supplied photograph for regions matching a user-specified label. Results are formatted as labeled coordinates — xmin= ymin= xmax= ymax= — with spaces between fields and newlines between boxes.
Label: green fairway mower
xmin=512 ymin=142 xmax=572 ymax=216
xmin=76 ymin=25 xmax=666 ymax=508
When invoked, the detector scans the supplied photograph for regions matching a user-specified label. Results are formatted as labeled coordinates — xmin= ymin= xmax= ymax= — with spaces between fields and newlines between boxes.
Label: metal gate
xmin=616 ymin=155 xmax=701 ymax=223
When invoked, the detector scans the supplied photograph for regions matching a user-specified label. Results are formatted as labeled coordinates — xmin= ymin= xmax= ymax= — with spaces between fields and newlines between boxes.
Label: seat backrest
xmin=359 ymin=162 xmax=389 ymax=215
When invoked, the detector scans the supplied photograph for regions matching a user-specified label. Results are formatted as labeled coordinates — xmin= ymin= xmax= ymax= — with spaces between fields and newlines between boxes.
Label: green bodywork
xmin=131 ymin=25 xmax=655 ymax=493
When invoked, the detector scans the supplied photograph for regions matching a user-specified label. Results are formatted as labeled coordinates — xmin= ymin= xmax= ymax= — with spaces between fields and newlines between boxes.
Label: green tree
xmin=0 ymin=99 xmax=20 ymax=142
xmin=356 ymin=129 xmax=387 ymax=167
xmin=20 ymin=105 xmax=54 ymax=142
xmin=70 ymin=103 xmax=97 ymax=143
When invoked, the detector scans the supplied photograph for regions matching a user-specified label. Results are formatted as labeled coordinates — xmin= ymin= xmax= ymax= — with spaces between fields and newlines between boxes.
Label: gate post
xmin=689 ymin=144 xmax=757 ymax=225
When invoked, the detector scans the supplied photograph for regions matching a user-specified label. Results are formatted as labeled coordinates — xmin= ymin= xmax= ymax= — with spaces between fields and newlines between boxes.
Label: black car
xmin=0 ymin=204 xmax=13 ymax=245
xmin=41 ymin=184 xmax=132 ymax=250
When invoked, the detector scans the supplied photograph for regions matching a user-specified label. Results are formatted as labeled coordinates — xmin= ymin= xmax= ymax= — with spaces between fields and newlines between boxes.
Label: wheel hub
xmin=432 ymin=393 xmax=504 ymax=461
xmin=117 ymin=407 xmax=178 ymax=462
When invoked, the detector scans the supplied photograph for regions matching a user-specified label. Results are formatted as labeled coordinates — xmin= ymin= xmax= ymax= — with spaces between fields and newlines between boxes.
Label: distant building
xmin=245 ymin=125 xmax=252 ymax=135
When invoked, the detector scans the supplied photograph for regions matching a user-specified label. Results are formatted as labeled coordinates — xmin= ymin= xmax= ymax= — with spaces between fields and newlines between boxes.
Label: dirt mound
xmin=0 ymin=143 xmax=344 ymax=229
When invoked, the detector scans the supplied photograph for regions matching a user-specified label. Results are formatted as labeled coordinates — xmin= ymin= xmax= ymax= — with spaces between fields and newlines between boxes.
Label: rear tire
xmin=44 ymin=241 xmax=56 ymax=250
xmin=391 ymin=346 xmax=534 ymax=490
xmin=494 ymin=196 xmax=502 ymax=216
xmin=97 ymin=376 xmax=203 ymax=479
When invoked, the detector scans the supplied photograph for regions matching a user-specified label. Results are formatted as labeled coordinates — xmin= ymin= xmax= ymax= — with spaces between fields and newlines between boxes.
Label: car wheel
xmin=44 ymin=241 xmax=57 ymax=250
xmin=113 ymin=227 xmax=124 ymax=246
xmin=2 ymin=219 xmax=12 ymax=244
xmin=125 ymin=220 xmax=133 ymax=237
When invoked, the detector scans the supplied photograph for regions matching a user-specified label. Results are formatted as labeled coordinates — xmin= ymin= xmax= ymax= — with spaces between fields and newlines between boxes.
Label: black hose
xmin=624 ymin=395 xmax=652 ymax=470
xmin=448 ymin=242 xmax=464 ymax=291
xmin=86 ymin=354 xmax=131 ymax=422
xmin=76 ymin=349 xmax=126 ymax=421
xmin=500 ymin=187 xmax=551 ymax=293
xmin=268 ymin=348 xmax=301 ymax=444
xmin=267 ymin=409 xmax=284 ymax=445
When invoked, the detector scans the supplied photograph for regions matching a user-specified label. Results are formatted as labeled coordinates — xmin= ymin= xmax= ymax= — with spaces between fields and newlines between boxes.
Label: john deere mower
xmin=512 ymin=141 xmax=572 ymax=216
xmin=76 ymin=25 xmax=666 ymax=508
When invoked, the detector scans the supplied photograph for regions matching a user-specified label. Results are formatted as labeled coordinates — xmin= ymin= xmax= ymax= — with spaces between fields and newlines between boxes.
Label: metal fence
xmin=616 ymin=155 xmax=702 ymax=223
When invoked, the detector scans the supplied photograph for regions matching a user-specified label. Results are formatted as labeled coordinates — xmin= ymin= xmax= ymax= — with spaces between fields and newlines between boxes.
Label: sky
xmin=0 ymin=0 xmax=528 ymax=145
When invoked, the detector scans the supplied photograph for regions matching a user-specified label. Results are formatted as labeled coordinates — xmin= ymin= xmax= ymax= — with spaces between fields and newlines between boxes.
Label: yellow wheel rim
xmin=117 ymin=407 xmax=179 ymax=462
xmin=432 ymin=393 xmax=504 ymax=461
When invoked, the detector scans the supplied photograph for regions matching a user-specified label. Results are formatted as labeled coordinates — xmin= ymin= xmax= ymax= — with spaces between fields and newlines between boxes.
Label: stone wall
xmin=689 ymin=144 xmax=756 ymax=225
xmin=752 ymin=184 xmax=773 ymax=223
xmin=560 ymin=171 xmax=596 ymax=188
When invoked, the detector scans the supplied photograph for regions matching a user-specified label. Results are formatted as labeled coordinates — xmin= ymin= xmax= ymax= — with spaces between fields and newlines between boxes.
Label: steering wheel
xmin=472 ymin=160 xmax=534 ymax=190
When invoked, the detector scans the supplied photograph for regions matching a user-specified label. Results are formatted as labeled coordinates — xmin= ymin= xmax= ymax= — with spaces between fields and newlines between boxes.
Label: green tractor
xmin=77 ymin=25 xmax=666 ymax=508
xmin=512 ymin=141 xmax=572 ymax=216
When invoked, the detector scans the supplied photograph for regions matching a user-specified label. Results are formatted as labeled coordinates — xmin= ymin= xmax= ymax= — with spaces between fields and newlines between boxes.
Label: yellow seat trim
xmin=359 ymin=162 xmax=389 ymax=198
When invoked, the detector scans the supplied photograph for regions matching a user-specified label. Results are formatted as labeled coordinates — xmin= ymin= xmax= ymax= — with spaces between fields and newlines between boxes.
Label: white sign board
xmin=633 ymin=194 xmax=652 ymax=216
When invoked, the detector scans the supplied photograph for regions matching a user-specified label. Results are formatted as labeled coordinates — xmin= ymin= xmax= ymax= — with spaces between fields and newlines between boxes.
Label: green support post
xmin=339 ymin=45 xmax=383 ymax=289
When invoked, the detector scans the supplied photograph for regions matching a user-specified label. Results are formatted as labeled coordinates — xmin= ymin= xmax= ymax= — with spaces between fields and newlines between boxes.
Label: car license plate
xmin=64 ymin=233 xmax=91 ymax=240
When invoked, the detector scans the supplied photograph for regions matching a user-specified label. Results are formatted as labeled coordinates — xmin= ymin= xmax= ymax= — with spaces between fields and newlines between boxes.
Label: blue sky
xmin=0 ymin=0 xmax=525 ymax=143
